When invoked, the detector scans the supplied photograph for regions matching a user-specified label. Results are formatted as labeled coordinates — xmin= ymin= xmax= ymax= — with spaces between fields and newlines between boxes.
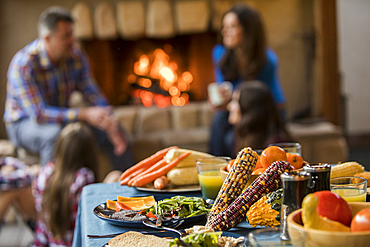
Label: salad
xmin=153 ymin=196 xmax=211 ymax=220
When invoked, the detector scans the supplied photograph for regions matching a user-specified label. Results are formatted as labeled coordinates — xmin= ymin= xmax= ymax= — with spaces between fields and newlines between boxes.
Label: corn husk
xmin=164 ymin=148 xmax=213 ymax=168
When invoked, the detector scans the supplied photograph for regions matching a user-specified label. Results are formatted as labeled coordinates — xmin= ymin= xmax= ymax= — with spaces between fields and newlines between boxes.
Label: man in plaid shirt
xmin=3 ymin=6 xmax=134 ymax=171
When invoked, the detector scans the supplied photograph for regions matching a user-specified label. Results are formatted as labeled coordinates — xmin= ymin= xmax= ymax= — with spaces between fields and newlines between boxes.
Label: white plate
xmin=135 ymin=183 xmax=201 ymax=193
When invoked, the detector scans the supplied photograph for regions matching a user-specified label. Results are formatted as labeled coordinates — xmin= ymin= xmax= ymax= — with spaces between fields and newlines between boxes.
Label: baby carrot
xmin=119 ymin=146 xmax=177 ymax=181
xmin=132 ymin=152 xmax=191 ymax=187
xmin=127 ymin=159 xmax=167 ymax=187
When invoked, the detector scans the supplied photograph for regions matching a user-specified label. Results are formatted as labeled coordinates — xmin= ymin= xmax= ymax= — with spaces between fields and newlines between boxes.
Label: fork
xmin=87 ymin=231 xmax=149 ymax=238
xmin=143 ymin=219 xmax=187 ymax=237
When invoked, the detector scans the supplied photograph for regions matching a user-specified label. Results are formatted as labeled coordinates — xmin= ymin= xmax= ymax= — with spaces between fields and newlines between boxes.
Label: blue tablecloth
xmin=72 ymin=182 xmax=259 ymax=247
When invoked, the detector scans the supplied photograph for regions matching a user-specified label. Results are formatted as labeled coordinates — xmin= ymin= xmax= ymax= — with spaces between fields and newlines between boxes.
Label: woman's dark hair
xmin=42 ymin=122 xmax=99 ymax=239
xmin=220 ymin=4 xmax=267 ymax=81
xmin=234 ymin=81 xmax=292 ymax=151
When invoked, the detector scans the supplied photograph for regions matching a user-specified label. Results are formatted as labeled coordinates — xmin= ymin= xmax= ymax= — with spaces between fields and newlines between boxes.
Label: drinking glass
xmin=330 ymin=176 xmax=367 ymax=202
xmin=196 ymin=157 xmax=230 ymax=200
xmin=269 ymin=142 xmax=302 ymax=156
xmin=248 ymin=227 xmax=305 ymax=247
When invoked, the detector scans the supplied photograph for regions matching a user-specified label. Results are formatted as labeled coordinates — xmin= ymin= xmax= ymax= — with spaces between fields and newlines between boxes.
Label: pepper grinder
xmin=280 ymin=170 xmax=310 ymax=241
xmin=303 ymin=163 xmax=331 ymax=193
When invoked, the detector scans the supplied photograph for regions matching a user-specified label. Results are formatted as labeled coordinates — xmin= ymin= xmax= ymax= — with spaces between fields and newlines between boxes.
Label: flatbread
xmin=108 ymin=231 xmax=169 ymax=247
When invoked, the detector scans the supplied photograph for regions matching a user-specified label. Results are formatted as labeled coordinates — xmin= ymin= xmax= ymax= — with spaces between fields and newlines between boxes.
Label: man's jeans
xmin=6 ymin=118 xmax=134 ymax=171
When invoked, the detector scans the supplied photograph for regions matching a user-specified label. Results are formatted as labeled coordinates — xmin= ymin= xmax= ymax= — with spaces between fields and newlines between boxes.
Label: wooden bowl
xmin=287 ymin=202 xmax=370 ymax=247
xmin=220 ymin=166 xmax=260 ymax=188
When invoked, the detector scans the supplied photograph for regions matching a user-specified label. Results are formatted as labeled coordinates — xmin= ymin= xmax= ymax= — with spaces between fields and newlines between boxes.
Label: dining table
xmin=72 ymin=182 xmax=262 ymax=247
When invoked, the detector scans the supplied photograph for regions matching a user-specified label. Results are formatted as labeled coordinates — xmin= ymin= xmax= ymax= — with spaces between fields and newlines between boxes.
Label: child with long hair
xmin=227 ymin=81 xmax=293 ymax=156
xmin=32 ymin=122 xmax=99 ymax=246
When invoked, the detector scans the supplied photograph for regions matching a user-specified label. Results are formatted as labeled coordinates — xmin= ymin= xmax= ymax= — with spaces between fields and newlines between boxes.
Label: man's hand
xmin=78 ymin=106 xmax=115 ymax=131
xmin=79 ymin=106 xmax=127 ymax=156
xmin=106 ymin=128 xmax=127 ymax=156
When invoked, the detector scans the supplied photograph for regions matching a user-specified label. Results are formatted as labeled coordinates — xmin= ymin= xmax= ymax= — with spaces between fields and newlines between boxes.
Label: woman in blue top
xmin=209 ymin=4 xmax=286 ymax=157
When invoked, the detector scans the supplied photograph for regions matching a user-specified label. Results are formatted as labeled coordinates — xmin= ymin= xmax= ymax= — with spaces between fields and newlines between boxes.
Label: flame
xmin=132 ymin=47 xmax=193 ymax=107
xmin=169 ymin=86 xmax=180 ymax=96
xmin=128 ymin=74 xmax=137 ymax=84
xmin=182 ymin=71 xmax=193 ymax=83
xmin=139 ymin=90 xmax=153 ymax=107
xmin=160 ymin=67 xmax=176 ymax=83
xmin=134 ymin=55 xmax=150 ymax=75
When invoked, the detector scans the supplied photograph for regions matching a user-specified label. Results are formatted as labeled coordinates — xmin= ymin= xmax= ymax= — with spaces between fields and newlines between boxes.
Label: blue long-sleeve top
xmin=212 ymin=44 xmax=286 ymax=104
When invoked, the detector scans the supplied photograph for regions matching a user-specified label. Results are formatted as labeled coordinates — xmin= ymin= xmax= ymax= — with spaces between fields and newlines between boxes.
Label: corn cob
xmin=164 ymin=148 xmax=213 ymax=168
xmin=206 ymin=147 xmax=258 ymax=224
xmin=207 ymin=161 xmax=294 ymax=231
xmin=330 ymin=162 xmax=364 ymax=178
xmin=167 ymin=166 xmax=199 ymax=185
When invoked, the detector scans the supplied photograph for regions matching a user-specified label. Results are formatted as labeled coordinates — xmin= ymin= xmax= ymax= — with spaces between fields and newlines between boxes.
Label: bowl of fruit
xmin=287 ymin=191 xmax=370 ymax=247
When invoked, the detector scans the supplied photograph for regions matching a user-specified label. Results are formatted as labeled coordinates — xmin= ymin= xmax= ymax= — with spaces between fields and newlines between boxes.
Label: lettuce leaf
xmin=169 ymin=232 xmax=222 ymax=247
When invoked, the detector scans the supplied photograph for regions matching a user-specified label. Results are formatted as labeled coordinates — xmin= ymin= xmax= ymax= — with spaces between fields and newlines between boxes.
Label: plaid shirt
xmin=3 ymin=38 xmax=109 ymax=124
xmin=0 ymin=157 xmax=33 ymax=191
xmin=32 ymin=162 xmax=94 ymax=247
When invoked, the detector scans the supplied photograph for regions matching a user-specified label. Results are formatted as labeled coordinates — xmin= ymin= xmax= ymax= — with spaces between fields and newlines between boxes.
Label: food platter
xmin=93 ymin=202 xmax=207 ymax=228
xmin=102 ymin=231 xmax=246 ymax=247
xmin=135 ymin=183 xmax=201 ymax=193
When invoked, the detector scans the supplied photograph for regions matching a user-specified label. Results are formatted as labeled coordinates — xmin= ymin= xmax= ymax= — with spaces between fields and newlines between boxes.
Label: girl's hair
xmin=42 ymin=122 xmax=99 ymax=239
xmin=234 ymin=81 xmax=292 ymax=151
xmin=220 ymin=4 xmax=267 ymax=81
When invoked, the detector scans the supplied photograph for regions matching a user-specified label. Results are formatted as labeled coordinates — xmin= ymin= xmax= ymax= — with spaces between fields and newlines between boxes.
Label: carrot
xmin=120 ymin=167 xmax=146 ymax=185
xmin=132 ymin=152 xmax=191 ymax=187
xmin=127 ymin=159 xmax=168 ymax=187
xmin=119 ymin=146 xmax=177 ymax=181
xmin=154 ymin=176 xmax=169 ymax=190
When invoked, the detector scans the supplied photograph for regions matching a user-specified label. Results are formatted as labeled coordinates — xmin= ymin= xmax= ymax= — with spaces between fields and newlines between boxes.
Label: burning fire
xmin=130 ymin=46 xmax=192 ymax=107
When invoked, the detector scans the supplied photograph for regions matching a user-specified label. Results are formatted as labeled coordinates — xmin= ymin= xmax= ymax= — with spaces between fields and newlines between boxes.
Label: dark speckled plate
xmin=93 ymin=201 xmax=209 ymax=228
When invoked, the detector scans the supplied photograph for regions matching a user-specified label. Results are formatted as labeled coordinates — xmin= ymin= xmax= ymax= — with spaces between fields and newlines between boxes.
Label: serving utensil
xmin=143 ymin=219 xmax=186 ymax=237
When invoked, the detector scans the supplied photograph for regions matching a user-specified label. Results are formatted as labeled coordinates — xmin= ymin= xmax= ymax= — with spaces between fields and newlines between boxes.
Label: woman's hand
xmin=208 ymin=82 xmax=232 ymax=110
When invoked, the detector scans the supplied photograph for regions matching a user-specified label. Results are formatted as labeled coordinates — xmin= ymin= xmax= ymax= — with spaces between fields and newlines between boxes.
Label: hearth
xmin=81 ymin=32 xmax=218 ymax=106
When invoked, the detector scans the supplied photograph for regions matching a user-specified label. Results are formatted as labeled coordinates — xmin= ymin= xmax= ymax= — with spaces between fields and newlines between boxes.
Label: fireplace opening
xmin=81 ymin=31 xmax=218 ymax=106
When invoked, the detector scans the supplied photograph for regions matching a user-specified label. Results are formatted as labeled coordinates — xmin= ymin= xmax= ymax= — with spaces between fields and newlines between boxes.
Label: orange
xmin=260 ymin=146 xmax=287 ymax=169
xmin=254 ymin=157 xmax=262 ymax=170
xmin=252 ymin=167 xmax=266 ymax=175
xmin=286 ymin=153 xmax=304 ymax=169
xmin=226 ymin=159 xmax=235 ymax=172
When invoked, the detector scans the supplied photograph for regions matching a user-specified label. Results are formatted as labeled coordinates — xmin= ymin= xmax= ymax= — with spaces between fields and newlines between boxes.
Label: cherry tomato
xmin=351 ymin=208 xmax=370 ymax=232
xmin=146 ymin=211 xmax=157 ymax=219
xmin=314 ymin=191 xmax=352 ymax=227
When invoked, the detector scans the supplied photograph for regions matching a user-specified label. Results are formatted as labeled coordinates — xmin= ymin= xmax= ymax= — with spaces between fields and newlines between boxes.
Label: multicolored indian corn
xmin=206 ymin=147 xmax=258 ymax=224
xmin=207 ymin=161 xmax=294 ymax=231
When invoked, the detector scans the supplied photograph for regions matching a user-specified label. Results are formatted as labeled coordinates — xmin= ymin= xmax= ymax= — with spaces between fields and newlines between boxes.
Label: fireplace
xmin=81 ymin=31 xmax=218 ymax=106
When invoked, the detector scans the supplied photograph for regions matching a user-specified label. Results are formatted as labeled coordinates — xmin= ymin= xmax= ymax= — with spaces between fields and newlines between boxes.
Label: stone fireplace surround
xmin=73 ymin=0 xmax=232 ymax=105
xmin=72 ymin=0 xmax=231 ymax=40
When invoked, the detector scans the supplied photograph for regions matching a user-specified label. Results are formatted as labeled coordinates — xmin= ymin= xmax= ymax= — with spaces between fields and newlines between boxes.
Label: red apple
xmin=314 ymin=191 xmax=352 ymax=227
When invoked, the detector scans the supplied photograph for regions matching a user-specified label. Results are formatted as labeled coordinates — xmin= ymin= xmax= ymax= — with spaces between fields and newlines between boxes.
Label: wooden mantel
xmin=315 ymin=0 xmax=342 ymax=126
